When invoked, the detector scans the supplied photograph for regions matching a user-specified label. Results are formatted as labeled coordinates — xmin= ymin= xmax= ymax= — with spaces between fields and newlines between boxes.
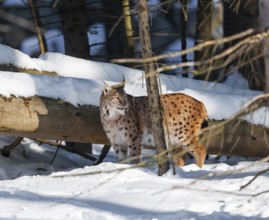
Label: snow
xmin=0 ymin=44 xmax=269 ymax=219
xmin=0 ymin=44 xmax=41 ymax=71
xmin=0 ymin=71 xmax=103 ymax=106
xmin=0 ymin=137 xmax=268 ymax=219
xmin=35 ymin=52 xmax=140 ymax=81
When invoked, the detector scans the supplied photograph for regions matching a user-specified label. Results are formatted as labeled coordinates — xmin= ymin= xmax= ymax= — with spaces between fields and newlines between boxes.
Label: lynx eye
xmin=104 ymin=88 xmax=109 ymax=95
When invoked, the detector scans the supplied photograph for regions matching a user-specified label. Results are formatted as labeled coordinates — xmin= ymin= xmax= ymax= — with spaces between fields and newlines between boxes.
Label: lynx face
xmin=101 ymin=85 xmax=129 ymax=117
xmin=100 ymin=82 xmax=208 ymax=167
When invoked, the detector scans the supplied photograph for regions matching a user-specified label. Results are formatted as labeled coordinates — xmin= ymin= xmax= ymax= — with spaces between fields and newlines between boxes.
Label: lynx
xmin=100 ymin=82 xmax=208 ymax=167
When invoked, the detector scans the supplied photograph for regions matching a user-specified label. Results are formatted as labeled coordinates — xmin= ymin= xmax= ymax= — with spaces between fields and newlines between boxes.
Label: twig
xmin=108 ymin=14 xmax=124 ymax=37
xmin=152 ymin=31 xmax=264 ymax=76
xmin=94 ymin=145 xmax=111 ymax=165
xmin=112 ymin=29 xmax=254 ymax=63
xmin=240 ymin=167 xmax=269 ymax=191
xmin=32 ymin=138 xmax=97 ymax=161
xmin=0 ymin=137 xmax=24 ymax=157
xmin=33 ymin=139 xmax=112 ymax=164
xmin=50 ymin=142 xmax=61 ymax=165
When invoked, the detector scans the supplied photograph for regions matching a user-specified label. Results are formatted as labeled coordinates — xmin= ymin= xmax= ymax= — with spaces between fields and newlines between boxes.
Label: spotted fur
xmin=100 ymin=83 xmax=208 ymax=167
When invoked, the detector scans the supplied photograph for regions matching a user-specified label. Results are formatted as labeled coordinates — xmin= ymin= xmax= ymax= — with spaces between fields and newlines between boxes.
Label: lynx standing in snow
xmin=100 ymin=82 xmax=208 ymax=167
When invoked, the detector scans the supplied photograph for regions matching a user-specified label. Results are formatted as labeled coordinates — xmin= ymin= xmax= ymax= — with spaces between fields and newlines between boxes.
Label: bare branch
xmin=240 ymin=167 xmax=269 ymax=190
xmin=112 ymin=29 xmax=254 ymax=64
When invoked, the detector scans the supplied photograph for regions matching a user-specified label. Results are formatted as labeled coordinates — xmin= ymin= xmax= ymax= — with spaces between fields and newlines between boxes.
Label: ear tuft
xmin=113 ymin=79 xmax=125 ymax=90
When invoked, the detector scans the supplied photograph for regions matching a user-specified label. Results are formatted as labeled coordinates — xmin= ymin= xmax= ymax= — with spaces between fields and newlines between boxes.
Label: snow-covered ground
xmin=0 ymin=137 xmax=269 ymax=219
xmin=0 ymin=44 xmax=269 ymax=219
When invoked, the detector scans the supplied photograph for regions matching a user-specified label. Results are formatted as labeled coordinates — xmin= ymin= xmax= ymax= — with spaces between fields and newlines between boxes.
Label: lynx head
xmin=101 ymin=81 xmax=128 ymax=117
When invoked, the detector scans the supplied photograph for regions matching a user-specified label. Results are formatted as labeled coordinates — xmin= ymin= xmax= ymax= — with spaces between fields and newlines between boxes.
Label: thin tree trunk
xmin=194 ymin=0 xmax=212 ymax=80
xmin=28 ymin=0 xmax=47 ymax=54
xmin=61 ymin=0 xmax=90 ymax=59
xmin=122 ymin=0 xmax=135 ymax=58
xmin=61 ymin=0 xmax=91 ymax=153
xmin=137 ymin=0 xmax=169 ymax=176
xmin=179 ymin=0 xmax=189 ymax=77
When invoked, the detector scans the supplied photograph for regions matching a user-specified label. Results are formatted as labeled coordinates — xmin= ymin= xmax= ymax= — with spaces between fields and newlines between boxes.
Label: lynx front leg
xmin=113 ymin=144 xmax=127 ymax=162
xmin=128 ymin=136 xmax=142 ymax=164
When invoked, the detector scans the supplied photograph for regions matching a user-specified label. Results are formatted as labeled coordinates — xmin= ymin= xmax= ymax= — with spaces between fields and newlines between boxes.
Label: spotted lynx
xmin=100 ymin=82 xmax=208 ymax=167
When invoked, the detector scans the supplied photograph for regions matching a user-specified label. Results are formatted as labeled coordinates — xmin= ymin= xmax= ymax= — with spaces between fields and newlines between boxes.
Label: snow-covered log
xmin=0 ymin=95 xmax=269 ymax=158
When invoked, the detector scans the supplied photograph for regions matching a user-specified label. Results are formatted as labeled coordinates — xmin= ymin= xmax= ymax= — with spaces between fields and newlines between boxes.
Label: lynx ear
xmin=103 ymin=81 xmax=113 ymax=94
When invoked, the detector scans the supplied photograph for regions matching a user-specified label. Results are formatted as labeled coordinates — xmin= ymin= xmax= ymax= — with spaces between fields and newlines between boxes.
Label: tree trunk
xmin=61 ymin=0 xmax=91 ymax=153
xmin=194 ymin=0 xmax=213 ymax=80
xmin=61 ymin=0 xmax=90 ymax=59
xmin=137 ymin=0 xmax=169 ymax=176
xmin=259 ymin=0 xmax=269 ymax=93
xmin=103 ymin=0 xmax=125 ymax=60
xmin=0 ymin=95 xmax=269 ymax=158
xmin=223 ymin=0 xmax=264 ymax=90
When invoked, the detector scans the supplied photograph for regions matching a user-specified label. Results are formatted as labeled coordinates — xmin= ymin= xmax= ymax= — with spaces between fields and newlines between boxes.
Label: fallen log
xmin=0 ymin=95 xmax=109 ymax=144
xmin=201 ymin=120 xmax=269 ymax=158
xmin=0 ymin=95 xmax=269 ymax=158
